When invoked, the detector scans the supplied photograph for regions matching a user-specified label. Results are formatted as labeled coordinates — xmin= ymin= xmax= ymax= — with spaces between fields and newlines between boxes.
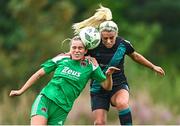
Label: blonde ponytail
xmin=72 ymin=5 xmax=112 ymax=34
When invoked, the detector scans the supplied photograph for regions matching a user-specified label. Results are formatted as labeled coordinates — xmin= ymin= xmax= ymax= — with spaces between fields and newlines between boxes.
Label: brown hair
xmin=70 ymin=36 xmax=86 ymax=49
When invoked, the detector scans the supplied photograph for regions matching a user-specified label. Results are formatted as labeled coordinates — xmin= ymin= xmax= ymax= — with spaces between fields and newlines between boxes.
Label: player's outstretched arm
xmin=102 ymin=67 xmax=120 ymax=90
xmin=129 ymin=51 xmax=165 ymax=76
xmin=9 ymin=68 xmax=46 ymax=97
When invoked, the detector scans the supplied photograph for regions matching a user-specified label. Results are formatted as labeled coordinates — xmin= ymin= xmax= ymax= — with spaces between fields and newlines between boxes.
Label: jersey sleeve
xmin=41 ymin=55 xmax=70 ymax=74
xmin=124 ymin=40 xmax=135 ymax=54
xmin=90 ymin=66 xmax=106 ymax=82
xmin=40 ymin=59 xmax=57 ymax=74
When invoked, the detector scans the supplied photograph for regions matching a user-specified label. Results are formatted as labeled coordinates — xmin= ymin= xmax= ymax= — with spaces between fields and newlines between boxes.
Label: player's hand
xmin=106 ymin=67 xmax=120 ymax=75
xmin=9 ymin=90 xmax=22 ymax=97
xmin=85 ymin=56 xmax=99 ymax=67
xmin=152 ymin=66 xmax=165 ymax=76
xmin=85 ymin=56 xmax=91 ymax=63
xmin=64 ymin=52 xmax=71 ymax=56
xmin=57 ymin=52 xmax=71 ymax=56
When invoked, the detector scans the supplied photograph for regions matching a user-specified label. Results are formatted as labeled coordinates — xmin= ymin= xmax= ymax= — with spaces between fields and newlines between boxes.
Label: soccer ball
xmin=79 ymin=26 xmax=101 ymax=50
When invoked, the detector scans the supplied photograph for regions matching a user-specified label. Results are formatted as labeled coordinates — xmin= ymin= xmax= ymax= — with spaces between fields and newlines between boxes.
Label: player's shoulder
xmin=52 ymin=53 xmax=70 ymax=63
xmin=117 ymin=36 xmax=133 ymax=46
xmin=117 ymin=36 xmax=130 ymax=43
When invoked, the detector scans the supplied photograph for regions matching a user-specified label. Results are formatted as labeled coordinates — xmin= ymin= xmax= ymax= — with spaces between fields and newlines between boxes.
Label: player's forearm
xmin=137 ymin=55 xmax=154 ymax=69
xmin=131 ymin=52 xmax=165 ymax=76
xmin=19 ymin=68 xmax=45 ymax=94
xmin=101 ymin=74 xmax=113 ymax=90
xmin=131 ymin=52 xmax=155 ymax=70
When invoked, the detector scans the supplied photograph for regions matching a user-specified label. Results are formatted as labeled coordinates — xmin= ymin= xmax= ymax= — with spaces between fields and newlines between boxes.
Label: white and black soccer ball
xmin=79 ymin=26 xmax=101 ymax=50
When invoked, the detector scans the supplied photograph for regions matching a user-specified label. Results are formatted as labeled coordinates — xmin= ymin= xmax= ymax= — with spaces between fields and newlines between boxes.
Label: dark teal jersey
xmin=87 ymin=37 xmax=135 ymax=92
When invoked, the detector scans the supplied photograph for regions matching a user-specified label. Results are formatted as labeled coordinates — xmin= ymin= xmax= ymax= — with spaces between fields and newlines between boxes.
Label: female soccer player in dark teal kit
xmin=72 ymin=5 xmax=165 ymax=125
xmin=88 ymin=20 xmax=164 ymax=125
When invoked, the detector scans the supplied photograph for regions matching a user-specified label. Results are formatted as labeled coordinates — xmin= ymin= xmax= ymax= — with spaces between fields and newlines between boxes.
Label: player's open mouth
xmin=74 ymin=54 xmax=81 ymax=56
xmin=73 ymin=53 xmax=83 ymax=58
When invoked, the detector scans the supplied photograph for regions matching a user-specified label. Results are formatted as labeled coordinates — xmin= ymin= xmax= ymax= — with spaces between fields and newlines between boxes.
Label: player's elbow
xmin=131 ymin=52 xmax=142 ymax=61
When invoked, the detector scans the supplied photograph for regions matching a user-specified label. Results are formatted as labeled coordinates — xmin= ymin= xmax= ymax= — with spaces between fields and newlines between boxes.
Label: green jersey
xmin=40 ymin=55 xmax=106 ymax=112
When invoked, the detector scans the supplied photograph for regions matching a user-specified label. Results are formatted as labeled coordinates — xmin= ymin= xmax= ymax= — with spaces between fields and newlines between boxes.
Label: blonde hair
xmin=72 ymin=5 xmax=112 ymax=34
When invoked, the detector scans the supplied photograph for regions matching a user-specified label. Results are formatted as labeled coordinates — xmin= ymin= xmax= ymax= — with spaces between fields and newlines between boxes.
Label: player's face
xmin=101 ymin=31 xmax=117 ymax=48
xmin=70 ymin=40 xmax=87 ymax=60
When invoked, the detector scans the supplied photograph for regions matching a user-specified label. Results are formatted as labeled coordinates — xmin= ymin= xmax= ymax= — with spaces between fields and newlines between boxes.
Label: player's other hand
xmin=9 ymin=90 xmax=22 ymax=97
xmin=152 ymin=66 xmax=165 ymax=76
xmin=85 ymin=56 xmax=99 ymax=67
xmin=106 ymin=67 xmax=120 ymax=75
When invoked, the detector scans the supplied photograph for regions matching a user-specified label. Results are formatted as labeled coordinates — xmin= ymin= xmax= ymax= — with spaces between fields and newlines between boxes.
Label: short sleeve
xmin=91 ymin=66 xmax=106 ymax=82
xmin=41 ymin=55 xmax=69 ymax=74
xmin=40 ymin=59 xmax=57 ymax=74
xmin=123 ymin=40 xmax=135 ymax=54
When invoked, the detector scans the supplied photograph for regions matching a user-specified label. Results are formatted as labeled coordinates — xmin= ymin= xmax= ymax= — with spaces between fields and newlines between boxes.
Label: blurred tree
xmin=0 ymin=0 xmax=76 ymax=89
xmin=120 ymin=0 xmax=180 ymax=65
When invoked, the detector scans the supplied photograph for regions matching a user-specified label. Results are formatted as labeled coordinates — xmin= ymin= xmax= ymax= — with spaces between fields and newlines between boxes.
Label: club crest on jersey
xmin=80 ymin=60 xmax=87 ymax=67
xmin=41 ymin=107 xmax=47 ymax=112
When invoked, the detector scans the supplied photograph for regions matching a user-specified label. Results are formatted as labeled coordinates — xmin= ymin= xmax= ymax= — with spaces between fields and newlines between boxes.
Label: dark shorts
xmin=90 ymin=83 xmax=129 ymax=111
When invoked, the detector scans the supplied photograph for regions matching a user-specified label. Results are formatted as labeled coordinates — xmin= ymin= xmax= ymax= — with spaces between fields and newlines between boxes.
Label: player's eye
xmin=72 ymin=46 xmax=77 ymax=50
xmin=78 ymin=47 xmax=84 ymax=50
xmin=103 ymin=37 xmax=108 ymax=40
xmin=110 ymin=37 xmax=114 ymax=40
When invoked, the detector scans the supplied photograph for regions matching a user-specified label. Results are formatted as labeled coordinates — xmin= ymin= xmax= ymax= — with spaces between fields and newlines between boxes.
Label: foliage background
xmin=0 ymin=0 xmax=179 ymax=124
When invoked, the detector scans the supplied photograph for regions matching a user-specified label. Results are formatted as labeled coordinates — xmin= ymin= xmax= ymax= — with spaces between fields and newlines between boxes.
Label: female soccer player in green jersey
xmin=9 ymin=36 xmax=119 ymax=125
